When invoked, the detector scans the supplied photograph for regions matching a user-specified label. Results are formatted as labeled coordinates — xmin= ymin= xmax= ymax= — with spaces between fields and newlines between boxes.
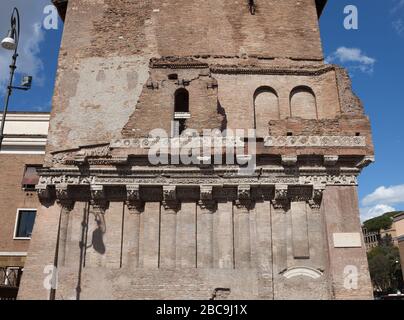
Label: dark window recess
xmin=174 ymin=88 xmax=189 ymax=113
xmin=0 ymin=267 xmax=23 ymax=300
xmin=287 ymin=132 xmax=293 ymax=136
xmin=15 ymin=210 xmax=36 ymax=238
xmin=248 ymin=0 xmax=256 ymax=15
xmin=21 ymin=165 xmax=41 ymax=190
xmin=168 ymin=73 xmax=178 ymax=80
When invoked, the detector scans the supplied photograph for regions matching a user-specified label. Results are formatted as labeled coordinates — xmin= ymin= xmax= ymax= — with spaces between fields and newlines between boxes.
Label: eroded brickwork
xmin=19 ymin=0 xmax=374 ymax=300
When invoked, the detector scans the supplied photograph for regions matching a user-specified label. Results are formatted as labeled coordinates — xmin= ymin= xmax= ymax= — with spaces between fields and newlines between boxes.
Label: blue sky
xmin=0 ymin=0 xmax=403 ymax=221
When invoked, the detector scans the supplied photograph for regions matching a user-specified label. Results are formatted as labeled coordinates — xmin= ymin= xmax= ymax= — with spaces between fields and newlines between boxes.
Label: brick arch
xmin=254 ymin=86 xmax=279 ymax=137
xmin=290 ymin=86 xmax=318 ymax=119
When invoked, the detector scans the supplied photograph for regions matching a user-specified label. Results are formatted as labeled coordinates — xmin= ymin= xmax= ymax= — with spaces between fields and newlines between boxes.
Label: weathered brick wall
xmin=45 ymin=0 xmax=326 ymax=160
xmin=0 ymin=154 xmax=43 ymax=254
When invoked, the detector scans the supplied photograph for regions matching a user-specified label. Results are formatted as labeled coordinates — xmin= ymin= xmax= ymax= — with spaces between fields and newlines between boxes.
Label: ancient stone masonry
xmin=19 ymin=0 xmax=374 ymax=300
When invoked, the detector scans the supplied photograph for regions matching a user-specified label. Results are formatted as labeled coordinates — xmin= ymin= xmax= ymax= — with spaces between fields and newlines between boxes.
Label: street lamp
xmin=0 ymin=7 xmax=33 ymax=151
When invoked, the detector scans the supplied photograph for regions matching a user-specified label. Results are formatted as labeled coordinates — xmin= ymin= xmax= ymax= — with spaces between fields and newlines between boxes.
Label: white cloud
xmin=326 ymin=47 xmax=376 ymax=74
xmin=360 ymin=204 xmax=396 ymax=222
xmin=0 ymin=0 xmax=52 ymax=94
xmin=362 ymin=184 xmax=404 ymax=206
xmin=360 ymin=184 xmax=404 ymax=222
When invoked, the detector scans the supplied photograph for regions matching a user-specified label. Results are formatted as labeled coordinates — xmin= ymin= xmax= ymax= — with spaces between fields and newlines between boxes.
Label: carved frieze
xmin=264 ymin=136 xmax=366 ymax=148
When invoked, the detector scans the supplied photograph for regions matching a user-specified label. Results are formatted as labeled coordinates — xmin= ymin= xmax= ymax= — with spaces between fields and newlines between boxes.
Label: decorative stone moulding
xmin=264 ymin=136 xmax=366 ymax=148
xmin=324 ymin=155 xmax=339 ymax=166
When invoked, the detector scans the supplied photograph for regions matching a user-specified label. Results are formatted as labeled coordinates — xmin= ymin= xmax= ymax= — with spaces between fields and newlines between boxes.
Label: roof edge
xmin=316 ymin=0 xmax=327 ymax=18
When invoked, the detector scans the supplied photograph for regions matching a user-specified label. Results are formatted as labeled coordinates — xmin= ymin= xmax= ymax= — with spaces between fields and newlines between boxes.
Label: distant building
xmin=362 ymin=226 xmax=380 ymax=252
xmin=0 ymin=112 xmax=49 ymax=300
xmin=393 ymin=213 xmax=404 ymax=280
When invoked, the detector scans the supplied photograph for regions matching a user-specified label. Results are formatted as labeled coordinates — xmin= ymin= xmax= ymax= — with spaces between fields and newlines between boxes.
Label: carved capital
xmin=237 ymin=185 xmax=251 ymax=200
xmin=91 ymin=185 xmax=105 ymax=200
xmin=126 ymin=184 xmax=140 ymax=202
xmin=126 ymin=200 xmax=144 ymax=213
xmin=200 ymin=185 xmax=213 ymax=200
xmin=37 ymin=185 xmax=51 ymax=200
xmin=281 ymin=155 xmax=297 ymax=166
xmin=274 ymin=184 xmax=288 ymax=200
xmin=163 ymin=185 xmax=176 ymax=202
xmin=309 ymin=185 xmax=325 ymax=210
xmin=90 ymin=185 xmax=108 ymax=210
xmin=198 ymin=200 xmax=217 ymax=212
xmin=234 ymin=199 xmax=253 ymax=210
xmin=162 ymin=200 xmax=180 ymax=211
xmin=55 ymin=184 xmax=69 ymax=201
xmin=324 ymin=155 xmax=339 ymax=166
xmin=271 ymin=199 xmax=290 ymax=211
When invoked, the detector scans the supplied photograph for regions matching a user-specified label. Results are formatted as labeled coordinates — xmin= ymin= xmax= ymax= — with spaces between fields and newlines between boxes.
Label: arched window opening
xmin=290 ymin=86 xmax=317 ymax=119
xmin=174 ymin=88 xmax=190 ymax=135
xmin=174 ymin=88 xmax=189 ymax=113
xmin=253 ymin=86 xmax=279 ymax=137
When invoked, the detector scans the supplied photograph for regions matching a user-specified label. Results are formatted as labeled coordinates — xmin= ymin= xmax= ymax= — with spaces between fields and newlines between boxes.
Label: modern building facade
xmin=0 ymin=112 xmax=49 ymax=299
xmin=19 ymin=0 xmax=375 ymax=299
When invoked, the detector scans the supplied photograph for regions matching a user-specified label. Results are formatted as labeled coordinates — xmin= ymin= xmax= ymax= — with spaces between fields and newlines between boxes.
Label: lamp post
xmin=0 ymin=7 xmax=32 ymax=151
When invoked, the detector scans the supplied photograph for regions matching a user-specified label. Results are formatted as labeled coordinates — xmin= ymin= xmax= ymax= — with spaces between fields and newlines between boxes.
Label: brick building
xmin=18 ymin=0 xmax=375 ymax=299
xmin=0 ymin=112 xmax=49 ymax=299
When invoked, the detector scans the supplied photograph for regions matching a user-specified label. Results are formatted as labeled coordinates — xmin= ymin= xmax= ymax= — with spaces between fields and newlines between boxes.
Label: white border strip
xmin=0 ymin=252 xmax=27 ymax=257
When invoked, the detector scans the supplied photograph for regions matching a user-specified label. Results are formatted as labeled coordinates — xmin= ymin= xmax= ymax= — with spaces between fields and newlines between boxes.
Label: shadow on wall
xmin=217 ymin=100 xmax=227 ymax=132
xmin=89 ymin=213 xmax=106 ymax=255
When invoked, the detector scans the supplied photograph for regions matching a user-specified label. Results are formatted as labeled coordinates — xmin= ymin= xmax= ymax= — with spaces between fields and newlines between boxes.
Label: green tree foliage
xmin=367 ymin=235 xmax=403 ymax=295
xmin=364 ymin=211 xmax=403 ymax=233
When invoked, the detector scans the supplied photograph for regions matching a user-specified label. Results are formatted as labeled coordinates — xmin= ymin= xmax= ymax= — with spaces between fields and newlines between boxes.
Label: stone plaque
xmin=333 ymin=233 xmax=362 ymax=248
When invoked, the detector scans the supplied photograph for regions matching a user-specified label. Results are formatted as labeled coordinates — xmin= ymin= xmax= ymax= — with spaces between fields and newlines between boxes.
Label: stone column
xmin=139 ymin=202 xmax=161 ymax=268
xmin=254 ymin=200 xmax=273 ymax=299
xmin=176 ymin=202 xmax=197 ymax=268
xmin=290 ymin=201 xmax=310 ymax=259
xmin=214 ymin=201 xmax=234 ymax=269
xmin=197 ymin=200 xmax=216 ymax=268
xmin=233 ymin=201 xmax=252 ymax=269
xmin=322 ymin=186 xmax=373 ymax=299
xmin=122 ymin=201 xmax=143 ymax=269
xmin=55 ymin=201 xmax=87 ymax=300
xmin=160 ymin=201 xmax=179 ymax=268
